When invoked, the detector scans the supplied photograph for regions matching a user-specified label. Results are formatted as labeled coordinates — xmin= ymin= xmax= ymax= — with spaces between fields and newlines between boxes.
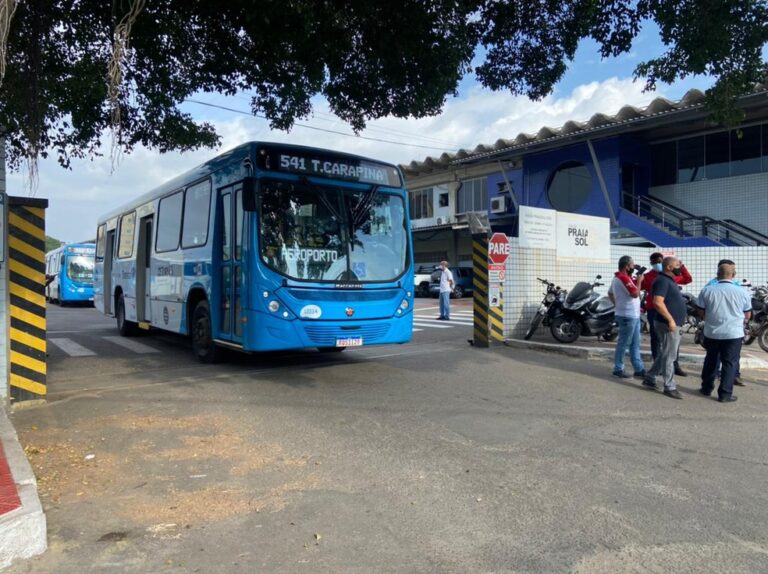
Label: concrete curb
xmin=0 ymin=408 xmax=46 ymax=571
xmin=505 ymin=339 xmax=768 ymax=370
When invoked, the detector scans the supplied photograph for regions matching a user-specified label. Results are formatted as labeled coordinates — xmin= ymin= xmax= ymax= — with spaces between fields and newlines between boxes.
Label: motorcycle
xmin=745 ymin=283 xmax=768 ymax=351
xmin=549 ymin=275 xmax=618 ymax=344
xmin=524 ymin=278 xmax=566 ymax=340
xmin=680 ymin=291 xmax=703 ymax=334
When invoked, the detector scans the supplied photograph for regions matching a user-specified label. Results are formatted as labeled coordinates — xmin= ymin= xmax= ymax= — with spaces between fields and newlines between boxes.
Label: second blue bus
xmin=45 ymin=243 xmax=96 ymax=305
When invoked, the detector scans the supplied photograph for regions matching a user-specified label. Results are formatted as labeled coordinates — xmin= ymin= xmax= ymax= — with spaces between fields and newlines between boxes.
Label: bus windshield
xmin=67 ymin=255 xmax=94 ymax=283
xmin=259 ymin=179 xmax=407 ymax=282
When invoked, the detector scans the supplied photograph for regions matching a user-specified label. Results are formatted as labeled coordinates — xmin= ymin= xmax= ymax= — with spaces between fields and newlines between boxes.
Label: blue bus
xmin=45 ymin=243 xmax=96 ymax=305
xmin=94 ymin=142 xmax=414 ymax=362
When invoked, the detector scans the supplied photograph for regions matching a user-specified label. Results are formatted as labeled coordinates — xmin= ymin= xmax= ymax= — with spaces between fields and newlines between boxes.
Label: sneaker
xmin=633 ymin=371 xmax=646 ymax=379
xmin=663 ymin=388 xmax=683 ymax=399
xmin=612 ymin=370 xmax=631 ymax=379
xmin=718 ymin=395 xmax=738 ymax=403
xmin=734 ymin=377 xmax=745 ymax=386
xmin=642 ymin=378 xmax=659 ymax=390
xmin=674 ymin=364 xmax=688 ymax=377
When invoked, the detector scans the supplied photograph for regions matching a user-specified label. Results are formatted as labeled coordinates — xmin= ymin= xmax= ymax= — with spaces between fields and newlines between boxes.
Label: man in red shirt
xmin=641 ymin=252 xmax=693 ymax=376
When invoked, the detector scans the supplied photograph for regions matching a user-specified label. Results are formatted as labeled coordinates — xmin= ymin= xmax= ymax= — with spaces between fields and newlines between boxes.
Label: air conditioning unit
xmin=436 ymin=217 xmax=443 ymax=225
xmin=490 ymin=195 xmax=510 ymax=214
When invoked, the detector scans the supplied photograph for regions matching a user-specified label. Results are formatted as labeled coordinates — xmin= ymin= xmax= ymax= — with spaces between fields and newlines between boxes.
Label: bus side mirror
xmin=242 ymin=177 xmax=258 ymax=211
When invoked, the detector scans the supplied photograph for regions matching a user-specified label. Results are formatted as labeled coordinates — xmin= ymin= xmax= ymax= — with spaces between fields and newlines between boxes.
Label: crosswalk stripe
xmin=413 ymin=328 xmax=423 ymax=332
xmin=103 ymin=336 xmax=161 ymax=354
xmin=48 ymin=338 xmax=97 ymax=357
xmin=414 ymin=316 xmax=474 ymax=326
xmin=412 ymin=321 xmax=452 ymax=329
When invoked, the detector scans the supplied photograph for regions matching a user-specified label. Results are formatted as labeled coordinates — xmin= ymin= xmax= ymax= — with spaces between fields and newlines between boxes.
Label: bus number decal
xmin=299 ymin=305 xmax=322 ymax=319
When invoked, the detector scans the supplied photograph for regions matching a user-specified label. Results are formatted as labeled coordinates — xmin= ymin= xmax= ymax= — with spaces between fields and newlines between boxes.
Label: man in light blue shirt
xmin=705 ymin=259 xmax=745 ymax=386
xmin=697 ymin=263 xmax=752 ymax=403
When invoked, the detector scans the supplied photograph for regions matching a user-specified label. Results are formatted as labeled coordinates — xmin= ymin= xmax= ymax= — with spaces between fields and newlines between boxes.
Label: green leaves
xmin=0 ymin=0 xmax=765 ymax=169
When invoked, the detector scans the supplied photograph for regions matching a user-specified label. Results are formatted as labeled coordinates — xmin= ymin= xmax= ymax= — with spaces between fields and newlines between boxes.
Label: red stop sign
xmin=488 ymin=233 xmax=510 ymax=264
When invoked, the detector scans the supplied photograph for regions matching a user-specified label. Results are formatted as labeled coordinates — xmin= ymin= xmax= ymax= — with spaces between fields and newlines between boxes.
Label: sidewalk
xmin=0 ymin=407 xmax=46 ymax=570
xmin=506 ymin=330 xmax=768 ymax=371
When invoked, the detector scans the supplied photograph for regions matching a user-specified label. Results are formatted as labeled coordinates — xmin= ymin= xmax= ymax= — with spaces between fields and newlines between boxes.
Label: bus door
xmin=217 ymin=184 xmax=244 ymax=344
xmin=103 ymin=230 xmax=116 ymax=314
xmin=136 ymin=216 xmax=153 ymax=323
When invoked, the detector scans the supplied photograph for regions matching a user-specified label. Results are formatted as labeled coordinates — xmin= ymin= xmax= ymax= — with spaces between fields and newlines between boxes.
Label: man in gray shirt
xmin=697 ymin=263 xmax=752 ymax=403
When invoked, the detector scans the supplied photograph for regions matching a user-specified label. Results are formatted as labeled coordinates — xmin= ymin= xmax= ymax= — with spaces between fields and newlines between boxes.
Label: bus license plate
xmin=336 ymin=336 xmax=363 ymax=347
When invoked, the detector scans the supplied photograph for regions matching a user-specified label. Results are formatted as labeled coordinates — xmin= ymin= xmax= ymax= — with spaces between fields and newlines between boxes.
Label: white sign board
xmin=556 ymin=212 xmax=611 ymax=262
xmin=519 ymin=206 xmax=556 ymax=250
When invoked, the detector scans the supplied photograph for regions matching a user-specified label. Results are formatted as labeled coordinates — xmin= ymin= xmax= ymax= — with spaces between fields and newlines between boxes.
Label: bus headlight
xmin=399 ymin=299 xmax=409 ymax=310
xmin=268 ymin=300 xmax=280 ymax=312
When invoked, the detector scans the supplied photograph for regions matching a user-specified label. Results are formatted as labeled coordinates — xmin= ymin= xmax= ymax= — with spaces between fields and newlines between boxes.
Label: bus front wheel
xmin=191 ymin=300 xmax=222 ymax=363
xmin=116 ymin=294 xmax=139 ymax=336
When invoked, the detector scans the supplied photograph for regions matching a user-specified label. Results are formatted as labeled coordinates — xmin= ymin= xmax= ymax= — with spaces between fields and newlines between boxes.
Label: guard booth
xmin=0 ymin=195 xmax=49 ymax=404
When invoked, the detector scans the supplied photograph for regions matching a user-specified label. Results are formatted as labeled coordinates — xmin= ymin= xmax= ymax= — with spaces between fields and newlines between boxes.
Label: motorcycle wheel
xmin=601 ymin=326 xmax=618 ymax=342
xmin=694 ymin=329 xmax=706 ymax=350
xmin=758 ymin=326 xmax=768 ymax=353
xmin=550 ymin=315 xmax=580 ymax=343
xmin=524 ymin=312 xmax=544 ymax=340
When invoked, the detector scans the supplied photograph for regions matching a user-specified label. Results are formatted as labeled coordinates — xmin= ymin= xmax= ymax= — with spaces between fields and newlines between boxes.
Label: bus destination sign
xmin=259 ymin=148 xmax=402 ymax=187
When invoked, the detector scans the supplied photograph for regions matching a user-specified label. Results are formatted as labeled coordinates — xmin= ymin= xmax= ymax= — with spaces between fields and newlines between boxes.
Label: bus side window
xmin=235 ymin=189 xmax=243 ymax=261
xmin=221 ymin=192 xmax=231 ymax=261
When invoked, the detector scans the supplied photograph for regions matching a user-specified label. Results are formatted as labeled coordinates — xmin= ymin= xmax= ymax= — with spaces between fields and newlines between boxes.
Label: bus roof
xmin=96 ymin=141 xmax=403 ymax=224
xmin=46 ymin=242 xmax=96 ymax=257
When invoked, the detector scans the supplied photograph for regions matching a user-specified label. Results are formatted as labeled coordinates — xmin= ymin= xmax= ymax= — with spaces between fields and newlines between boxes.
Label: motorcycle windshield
xmin=565 ymin=282 xmax=593 ymax=305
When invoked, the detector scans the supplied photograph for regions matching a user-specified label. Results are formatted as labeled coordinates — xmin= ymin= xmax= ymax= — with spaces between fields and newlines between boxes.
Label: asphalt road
xmin=7 ymin=298 xmax=768 ymax=573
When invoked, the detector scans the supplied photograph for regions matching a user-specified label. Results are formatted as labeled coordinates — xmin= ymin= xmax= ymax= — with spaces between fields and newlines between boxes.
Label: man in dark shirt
xmin=643 ymin=256 xmax=687 ymax=399
xmin=641 ymin=251 xmax=692 ymax=376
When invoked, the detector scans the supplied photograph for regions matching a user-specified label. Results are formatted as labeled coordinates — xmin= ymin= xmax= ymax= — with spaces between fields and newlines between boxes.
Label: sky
xmin=8 ymin=23 xmax=719 ymax=243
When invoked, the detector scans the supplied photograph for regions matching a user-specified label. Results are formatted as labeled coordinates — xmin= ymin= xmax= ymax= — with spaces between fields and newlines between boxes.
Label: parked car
xmin=429 ymin=266 xmax=473 ymax=299
xmin=414 ymin=265 xmax=438 ymax=297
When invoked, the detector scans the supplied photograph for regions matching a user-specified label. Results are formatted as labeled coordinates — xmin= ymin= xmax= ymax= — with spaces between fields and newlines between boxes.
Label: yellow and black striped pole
xmin=489 ymin=287 xmax=504 ymax=342
xmin=7 ymin=197 xmax=49 ymax=403
xmin=472 ymin=234 xmax=490 ymax=348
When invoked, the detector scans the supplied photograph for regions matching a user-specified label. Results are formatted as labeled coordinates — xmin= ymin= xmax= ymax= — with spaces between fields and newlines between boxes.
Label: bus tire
xmin=191 ymin=300 xmax=222 ymax=363
xmin=116 ymin=293 xmax=139 ymax=336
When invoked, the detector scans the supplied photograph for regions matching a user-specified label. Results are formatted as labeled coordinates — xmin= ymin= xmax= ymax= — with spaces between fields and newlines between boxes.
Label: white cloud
xmin=7 ymin=76 xmax=682 ymax=242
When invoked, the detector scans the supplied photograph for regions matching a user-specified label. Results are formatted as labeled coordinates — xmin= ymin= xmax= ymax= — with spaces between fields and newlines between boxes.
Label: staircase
xmin=621 ymin=193 xmax=768 ymax=247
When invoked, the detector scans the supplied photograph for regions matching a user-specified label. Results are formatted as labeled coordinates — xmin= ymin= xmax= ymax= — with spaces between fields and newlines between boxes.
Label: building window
xmin=677 ymin=136 xmax=705 ymax=183
xmin=730 ymin=125 xmax=762 ymax=176
xmin=763 ymin=124 xmax=768 ymax=173
xmin=650 ymin=141 xmax=677 ymax=186
xmin=117 ymin=212 xmax=136 ymax=259
xmin=457 ymin=177 xmax=487 ymax=214
xmin=181 ymin=179 xmax=212 ymax=248
xmin=156 ymin=191 xmax=184 ymax=252
xmin=546 ymin=161 xmax=592 ymax=213
xmin=409 ymin=188 xmax=434 ymax=220
xmin=705 ymin=131 xmax=730 ymax=179
xmin=439 ymin=192 xmax=449 ymax=208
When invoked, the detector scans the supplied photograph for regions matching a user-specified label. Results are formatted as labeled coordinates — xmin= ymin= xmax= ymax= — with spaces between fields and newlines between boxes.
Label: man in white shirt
xmin=438 ymin=260 xmax=454 ymax=320
xmin=608 ymin=255 xmax=646 ymax=379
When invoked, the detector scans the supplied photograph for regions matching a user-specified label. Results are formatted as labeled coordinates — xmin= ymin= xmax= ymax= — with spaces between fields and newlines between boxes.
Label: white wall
xmin=650 ymin=172 xmax=768 ymax=236
xmin=503 ymin=238 xmax=768 ymax=338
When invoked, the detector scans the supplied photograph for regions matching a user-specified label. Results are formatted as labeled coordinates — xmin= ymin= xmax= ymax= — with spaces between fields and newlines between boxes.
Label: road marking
xmin=48 ymin=338 xmax=97 ymax=357
xmin=413 ymin=328 xmax=423 ymax=332
xmin=412 ymin=321 xmax=452 ymax=329
xmin=104 ymin=336 xmax=161 ymax=354
xmin=414 ymin=316 xmax=474 ymax=326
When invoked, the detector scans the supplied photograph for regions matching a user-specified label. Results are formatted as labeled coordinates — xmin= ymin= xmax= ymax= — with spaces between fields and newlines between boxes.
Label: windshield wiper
xmin=352 ymin=185 xmax=379 ymax=228
xmin=299 ymin=176 xmax=342 ymax=222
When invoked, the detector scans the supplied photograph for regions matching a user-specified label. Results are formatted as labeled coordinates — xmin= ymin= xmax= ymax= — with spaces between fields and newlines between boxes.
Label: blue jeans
xmin=614 ymin=316 xmax=645 ymax=374
xmin=702 ymin=337 xmax=742 ymax=399
xmin=439 ymin=291 xmax=451 ymax=319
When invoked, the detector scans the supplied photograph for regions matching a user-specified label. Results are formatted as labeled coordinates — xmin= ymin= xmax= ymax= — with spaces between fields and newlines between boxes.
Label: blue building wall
xmin=516 ymin=136 xmax=716 ymax=247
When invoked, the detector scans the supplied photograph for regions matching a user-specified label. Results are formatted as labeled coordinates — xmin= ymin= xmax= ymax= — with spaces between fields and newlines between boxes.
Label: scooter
xmin=524 ymin=278 xmax=567 ymax=340
xmin=549 ymin=275 xmax=618 ymax=344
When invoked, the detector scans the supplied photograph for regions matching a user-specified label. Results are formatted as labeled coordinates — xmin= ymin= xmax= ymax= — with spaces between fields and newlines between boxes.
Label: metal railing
xmin=621 ymin=192 xmax=768 ymax=246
